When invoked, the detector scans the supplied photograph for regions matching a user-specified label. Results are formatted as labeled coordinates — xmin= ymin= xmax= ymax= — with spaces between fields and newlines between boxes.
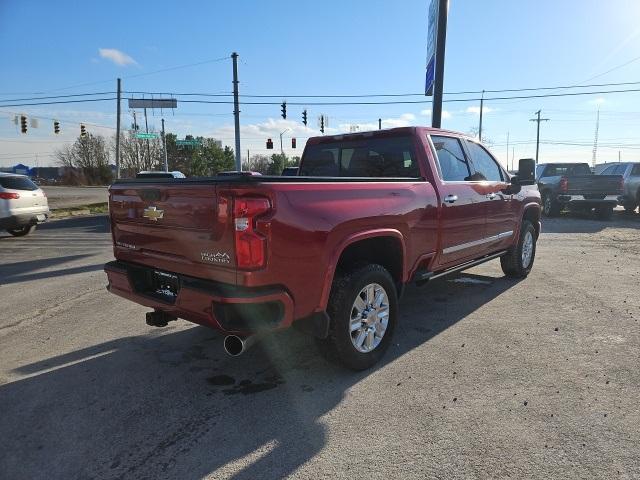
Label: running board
xmin=413 ymin=250 xmax=508 ymax=285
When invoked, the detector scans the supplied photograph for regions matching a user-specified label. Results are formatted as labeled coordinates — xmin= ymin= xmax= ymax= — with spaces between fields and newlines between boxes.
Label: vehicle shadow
xmin=0 ymin=272 xmax=517 ymax=480
xmin=542 ymin=209 xmax=639 ymax=234
xmin=0 ymin=214 xmax=110 ymax=240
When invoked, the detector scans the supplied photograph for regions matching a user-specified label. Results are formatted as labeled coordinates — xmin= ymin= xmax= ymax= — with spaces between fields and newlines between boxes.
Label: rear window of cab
xmin=300 ymin=136 xmax=419 ymax=178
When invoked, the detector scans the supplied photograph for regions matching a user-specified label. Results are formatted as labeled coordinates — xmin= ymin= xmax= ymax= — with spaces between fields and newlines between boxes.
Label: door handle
xmin=486 ymin=192 xmax=497 ymax=200
xmin=444 ymin=194 xmax=458 ymax=204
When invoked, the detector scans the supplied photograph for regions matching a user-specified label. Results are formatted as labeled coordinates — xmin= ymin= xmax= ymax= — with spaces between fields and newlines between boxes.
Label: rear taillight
xmin=0 ymin=192 xmax=19 ymax=199
xmin=559 ymin=176 xmax=568 ymax=193
xmin=233 ymin=197 xmax=271 ymax=269
xmin=618 ymin=176 xmax=624 ymax=193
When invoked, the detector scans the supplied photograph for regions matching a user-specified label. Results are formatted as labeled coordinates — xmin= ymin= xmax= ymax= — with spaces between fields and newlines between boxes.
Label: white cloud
xmin=466 ymin=106 xmax=493 ymax=115
xmin=589 ymin=97 xmax=606 ymax=105
xmin=419 ymin=109 xmax=452 ymax=119
xmin=98 ymin=48 xmax=137 ymax=66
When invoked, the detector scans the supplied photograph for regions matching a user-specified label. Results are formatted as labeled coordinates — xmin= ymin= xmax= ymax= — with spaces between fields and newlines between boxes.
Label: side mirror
xmin=517 ymin=158 xmax=536 ymax=186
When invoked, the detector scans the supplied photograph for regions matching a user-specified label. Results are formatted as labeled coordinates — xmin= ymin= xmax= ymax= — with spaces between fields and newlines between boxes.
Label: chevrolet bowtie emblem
xmin=143 ymin=206 xmax=164 ymax=221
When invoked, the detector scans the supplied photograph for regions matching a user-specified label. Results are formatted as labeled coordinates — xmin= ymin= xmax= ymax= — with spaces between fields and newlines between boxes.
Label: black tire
xmin=500 ymin=220 xmax=537 ymax=278
xmin=7 ymin=225 xmax=36 ymax=237
xmin=542 ymin=192 xmax=560 ymax=217
xmin=595 ymin=206 xmax=614 ymax=220
xmin=316 ymin=264 xmax=398 ymax=371
xmin=622 ymin=203 xmax=637 ymax=214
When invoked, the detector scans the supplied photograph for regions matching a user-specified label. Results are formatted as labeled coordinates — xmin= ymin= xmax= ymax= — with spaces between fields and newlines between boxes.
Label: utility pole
xmin=378 ymin=118 xmax=382 ymax=130
xmin=530 ymin=110 xmax=549 ymax=164
xmin=161 ymin=118 xmax=168 ymax=172
xmin=506 ymin=131 xmax=509 ymax=170
xmin=478 ymin=90 xmax=484 ymax=141
xmin=143 ymin=107 xmax=151 ymax=167
xmin=247 ymin=149 xmax=250 ymax=169
xmin=618 ymin=150 xmax=621 ymax=162
xmin=431 ymin=0 xmax=449 ymax=128
xmin=132 ymin=111 xmax=140 ymax=170
xmin=591 ymin=107 xmax=600 ymax=168
xmin=115 ymin=78 xmax=121 ymax=179
xmin=231 ymin=52 xmax=242 ymax=171
xmin=512 ymin=147 xmax=515 ymax=172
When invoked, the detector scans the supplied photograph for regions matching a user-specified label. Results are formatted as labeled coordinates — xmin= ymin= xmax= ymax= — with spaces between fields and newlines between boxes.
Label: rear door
xmin=428 ymin=135 xmax=488 ymax=268
xmin=464 ymin=140 xmax=516 ymax=253
xmin=109 ymin=182 xmax=237 ymax=284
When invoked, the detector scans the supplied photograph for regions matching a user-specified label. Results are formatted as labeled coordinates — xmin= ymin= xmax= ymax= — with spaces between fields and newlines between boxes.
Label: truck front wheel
xmin=500 ymin=220 xmax=537 ymax=278
xmin=317 ymin=264 xmax=398 ymax=370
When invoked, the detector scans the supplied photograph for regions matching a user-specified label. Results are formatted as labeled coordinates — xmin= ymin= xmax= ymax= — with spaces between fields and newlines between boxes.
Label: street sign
xmin=135 ymin=132 xmax=158 ymax=139
xmin=128 ymin=99 xmax=178 ymax=109
xmin=425 ymin=0 xmax=439 ymax=96
xmin=176 ymin=139 xmax=201 ymax=147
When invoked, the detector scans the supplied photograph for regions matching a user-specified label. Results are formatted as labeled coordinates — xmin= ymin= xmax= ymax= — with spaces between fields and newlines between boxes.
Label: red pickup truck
xmin=105 ymin=127 xmax=540 ymax=370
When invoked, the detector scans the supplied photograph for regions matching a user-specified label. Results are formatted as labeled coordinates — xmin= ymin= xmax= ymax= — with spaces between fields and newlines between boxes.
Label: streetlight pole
xmin=279 ymin=128 xmax=290 ymax=155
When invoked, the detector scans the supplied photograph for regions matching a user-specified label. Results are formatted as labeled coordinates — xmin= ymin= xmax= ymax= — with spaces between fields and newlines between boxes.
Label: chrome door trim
xmin=442 ymin=230 xmax=513 ymax=255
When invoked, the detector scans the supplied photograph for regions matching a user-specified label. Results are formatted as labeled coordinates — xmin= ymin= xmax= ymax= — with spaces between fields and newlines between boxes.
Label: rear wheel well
xmin=336 ymin=236 xmax=403 ymax=290
xmin=523 ymin=207 xmax=541 ymax=237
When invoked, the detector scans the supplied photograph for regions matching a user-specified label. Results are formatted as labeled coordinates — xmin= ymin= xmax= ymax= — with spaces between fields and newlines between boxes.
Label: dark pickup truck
xmin=536 ymin=162 xmax=623 ymax=219
xmin=105 ymin=127 xmax=540 ymax=370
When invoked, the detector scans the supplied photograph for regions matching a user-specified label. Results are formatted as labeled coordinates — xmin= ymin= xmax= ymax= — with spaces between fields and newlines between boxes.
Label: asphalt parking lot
xmin=1 ymin=211 xmax=639 ymax=479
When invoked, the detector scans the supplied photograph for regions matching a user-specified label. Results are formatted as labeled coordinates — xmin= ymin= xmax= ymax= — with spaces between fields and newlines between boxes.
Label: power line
xmin=0 ymin=97 xmax=116 ymax=108
xmin=125 ymin=79 xmax=640 ymax=98
xmin=0 ymin=92 xmax=116 ymax=104
xmin=9 ymin=56 xmax=231 ymax=95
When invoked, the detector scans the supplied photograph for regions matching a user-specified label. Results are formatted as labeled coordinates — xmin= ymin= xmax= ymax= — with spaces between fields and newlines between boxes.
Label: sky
xmin=1 ymin=0 xmax=640 ymax=168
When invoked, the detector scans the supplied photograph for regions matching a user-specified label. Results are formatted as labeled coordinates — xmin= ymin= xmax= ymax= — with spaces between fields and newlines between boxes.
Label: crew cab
xmin=536 ymin=162 xmax=623 ymax=219
xmin=105 ymin=127 xmax=540 ymax=370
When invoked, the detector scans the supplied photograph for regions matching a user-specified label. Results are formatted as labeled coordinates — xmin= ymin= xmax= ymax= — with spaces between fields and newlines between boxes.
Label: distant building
xmin=0 ymin=163 xmax=30 ymax=175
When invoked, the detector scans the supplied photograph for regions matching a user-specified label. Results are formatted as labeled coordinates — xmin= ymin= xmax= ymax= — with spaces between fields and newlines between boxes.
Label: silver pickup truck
xmin=596 ymin=162 xmax=640 ymax=213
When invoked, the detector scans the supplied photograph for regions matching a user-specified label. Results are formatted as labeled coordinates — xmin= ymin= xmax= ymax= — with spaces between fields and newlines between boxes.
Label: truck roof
xmin=305 ymin=126 xmax=473 ymax=146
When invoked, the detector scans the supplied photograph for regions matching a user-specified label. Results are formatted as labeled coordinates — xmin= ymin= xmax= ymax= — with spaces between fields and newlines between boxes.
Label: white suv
xmin=0 ymin=173 xmax=49 ymax=236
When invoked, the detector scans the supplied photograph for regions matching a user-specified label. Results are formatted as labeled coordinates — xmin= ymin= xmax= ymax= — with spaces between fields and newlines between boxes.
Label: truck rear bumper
xmin=104 ymin=260 xmax=294 ymax=334
xmin=558 ymin=195 xmax=619 ymax=207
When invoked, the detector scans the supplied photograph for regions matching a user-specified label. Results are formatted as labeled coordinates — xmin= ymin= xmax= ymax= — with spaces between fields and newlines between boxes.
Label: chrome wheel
xmin=521 ymin=230 xmax=534 ymax=268
xmin=349 ymin=283 xmax=389 ymax=353
xmin=543 ymin=195 xmax=551 ymax=215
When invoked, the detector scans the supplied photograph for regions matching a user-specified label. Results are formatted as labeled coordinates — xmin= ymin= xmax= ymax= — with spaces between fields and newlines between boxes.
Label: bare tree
xmin=55 ymin=134 xmax=112 ymax=184
xmin=117 ymin=131 xmax=163 ymax=177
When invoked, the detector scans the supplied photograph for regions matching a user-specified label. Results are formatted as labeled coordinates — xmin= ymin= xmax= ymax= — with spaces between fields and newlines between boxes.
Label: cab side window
xmin=466 ymin=141 xmax=503 ymax=182
xmin=430 ymin=135 xmax=471 ymax=182
xmin=632 ymin=164 xmax=640 ymax=176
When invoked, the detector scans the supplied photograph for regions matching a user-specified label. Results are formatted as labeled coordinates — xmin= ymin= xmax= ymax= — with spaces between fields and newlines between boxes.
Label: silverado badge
xmin=143 ymin=206 xmax=164 ymax=221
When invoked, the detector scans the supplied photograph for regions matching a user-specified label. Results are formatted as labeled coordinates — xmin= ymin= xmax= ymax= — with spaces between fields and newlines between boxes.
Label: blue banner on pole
xmin=425 ymin=0 xmax=439 ymax=96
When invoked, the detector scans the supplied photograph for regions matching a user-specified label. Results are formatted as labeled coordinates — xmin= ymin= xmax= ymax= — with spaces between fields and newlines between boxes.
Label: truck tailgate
xmin=566 ymin=175 xmax=622 ymax=196
xmin=109 ymin=183 xmax=236 ymax=284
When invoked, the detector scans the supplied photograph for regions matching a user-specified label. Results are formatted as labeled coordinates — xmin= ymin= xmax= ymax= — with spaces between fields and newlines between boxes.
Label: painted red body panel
xmin=105 ymin=127 xmax=541 ymax=334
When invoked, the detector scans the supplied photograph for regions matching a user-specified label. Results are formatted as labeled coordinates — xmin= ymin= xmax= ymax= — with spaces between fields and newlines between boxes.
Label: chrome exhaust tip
xmin=223 ymin=334 xmax=257 ymax=356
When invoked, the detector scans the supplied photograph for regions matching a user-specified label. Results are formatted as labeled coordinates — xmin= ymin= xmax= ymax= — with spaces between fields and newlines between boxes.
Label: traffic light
xmin=281 ymin=101 xmax=287 ymax=119
xmin=291 ymin=138 xmax=297 ymax=149
xmin=319 ymin=115 xmax=325 ymax=134
xmin=53 ymin=121 xmax=60 ymax=134
xmin=80 ymin=124 xmax=86 ymax=137
xmin=302 ymin=109 xmax=307 ymax=126
xmin=266 ymin=138 xmax=274 ymax=149
xmin=20 ymin=115 xmax=27 ymax=134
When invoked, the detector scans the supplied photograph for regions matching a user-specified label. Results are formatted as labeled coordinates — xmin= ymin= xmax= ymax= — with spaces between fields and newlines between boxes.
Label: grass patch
xmin=50 ymin=202 xmax=108 ymax=218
